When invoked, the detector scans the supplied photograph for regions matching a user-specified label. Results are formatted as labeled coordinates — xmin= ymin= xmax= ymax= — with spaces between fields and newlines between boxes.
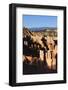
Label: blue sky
xmin=23 ymin=15 xmax=57 ymax=28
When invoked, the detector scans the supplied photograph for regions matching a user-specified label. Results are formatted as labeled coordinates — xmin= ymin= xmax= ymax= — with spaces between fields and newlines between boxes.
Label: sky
xmin=23 ymin=15 xmax=57 ymax=28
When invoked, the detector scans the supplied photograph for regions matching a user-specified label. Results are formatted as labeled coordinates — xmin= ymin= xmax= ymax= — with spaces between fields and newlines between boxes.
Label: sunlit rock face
xmin=23 ymin=27 xmax=57 ymax=71
xmin=46 ymin=50 xmax=57 ymax=69
xmin=23 ymin=55 xmax=32 ymax=62
xmin=46 ymin=37 xmax=57 ymax=69
xmin=31 ymin=35 xmax=44 ymax=48
xmin=40 ymin=50 xmax=44 ymax=61
xmin=23 ymin=27 xmax=57 ymax=48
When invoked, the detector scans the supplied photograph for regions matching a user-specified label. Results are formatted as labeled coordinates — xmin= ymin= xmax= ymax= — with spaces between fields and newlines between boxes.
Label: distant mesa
xmin=23 ymin=27 xmax=57 ymax=38
xmin=29 ymin=27 xmax=57 ymax=32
